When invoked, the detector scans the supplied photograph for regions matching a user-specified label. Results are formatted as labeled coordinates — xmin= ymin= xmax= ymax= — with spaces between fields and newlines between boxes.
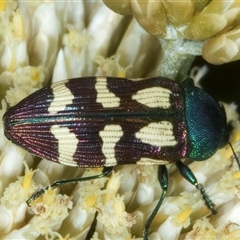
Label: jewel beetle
xmin=3 ymin=76 xmax=231 ymax=239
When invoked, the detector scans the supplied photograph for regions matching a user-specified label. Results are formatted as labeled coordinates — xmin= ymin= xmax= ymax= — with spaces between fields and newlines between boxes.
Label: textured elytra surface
xmin=135 ymin=121 xmax=177 ymax=147
xmin=132 ymin=86 xmax=172 ymax=108
xmin=95 ymin=77 xmax=121 ymax=108
xmin=99 ymin=124 xmax=123 ymax=166
xmin=48 ymin=79 xmax=75 ymax=115
xmin=3 ymin=77 xmax=188 ymax=167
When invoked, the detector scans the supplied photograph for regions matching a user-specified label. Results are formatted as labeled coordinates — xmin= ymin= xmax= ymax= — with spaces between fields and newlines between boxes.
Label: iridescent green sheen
xmin=181 ymin=78 xmax=229 ymax=160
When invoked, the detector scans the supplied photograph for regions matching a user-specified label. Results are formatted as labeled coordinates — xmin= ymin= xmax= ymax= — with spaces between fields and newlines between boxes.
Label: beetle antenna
xmin=228 ymin=142 xmax=240 ymax=169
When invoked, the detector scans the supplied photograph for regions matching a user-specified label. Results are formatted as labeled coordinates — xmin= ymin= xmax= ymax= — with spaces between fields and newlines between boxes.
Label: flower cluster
xmin=0 ymin=1 xmax=240 ymax=240
xmin=103 ymin=0 xmax=240 ymax=65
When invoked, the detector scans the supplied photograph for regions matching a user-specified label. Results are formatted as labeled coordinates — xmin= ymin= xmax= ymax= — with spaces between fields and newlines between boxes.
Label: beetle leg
xmin=143 ymin=165 xmax=169 ymax=240
xmin=26 ymin=166 xmax=114 ymax=206
xmin=175 ymin=160 xmax=217 ymax=214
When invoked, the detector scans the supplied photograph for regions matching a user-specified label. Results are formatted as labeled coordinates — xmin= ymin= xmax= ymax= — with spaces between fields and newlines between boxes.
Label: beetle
xmin=3 ymin=76 xmax=231 ymax=239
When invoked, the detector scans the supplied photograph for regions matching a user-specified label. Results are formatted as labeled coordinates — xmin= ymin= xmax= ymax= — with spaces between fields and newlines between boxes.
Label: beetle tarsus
xmin=26 ymin=188 xmax=47 ymax=206
xmin=26 ymin=166 xmax=114 ymax=206
xmin=175 ymin=160 xmax=217 ymax=214
xmin=198 ymin=184 xmax=217 ymax=214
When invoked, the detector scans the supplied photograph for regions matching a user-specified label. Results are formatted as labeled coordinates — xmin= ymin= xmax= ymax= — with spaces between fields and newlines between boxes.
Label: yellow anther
xmin=31 ymin=68 xmax=40 ymax=81
xmin=43 ymin=189 xmax=56 ymax=205
xmin=0 ymin=0 xmax=7 ymax=11
xmin=177 ymin=208 xmax=192 ymax=223
xmin=232 ymin=171 xmax=240 ymax=180
xmin=85 ymin=195 xmax=98 ymax=207
xmin=13 ymin=12 xmax=25 ymax=39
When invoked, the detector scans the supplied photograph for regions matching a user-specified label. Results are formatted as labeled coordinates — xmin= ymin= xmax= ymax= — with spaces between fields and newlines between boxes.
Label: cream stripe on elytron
xmin=48 ymin=82 xmax=74 ymax=114
xmin=132 ymin=86 xmax=172 ymax=108
xmin=95 ymin=77 xmax=120 ymax=108
xmin=99 ymin=124 xmax=123 ymax=166
xmin=50 ymin=125 xmax=79 ymax=167
xmin=136 ymin=121 xmax=177 ymax=147
xmin=137 ymin=158 xmax=169 ymax=165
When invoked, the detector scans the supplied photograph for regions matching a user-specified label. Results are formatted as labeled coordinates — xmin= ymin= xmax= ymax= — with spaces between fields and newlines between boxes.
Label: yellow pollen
xmin=22 ymin=170 xmax=34 ymax=189
xmin=32 ymin=195 xmax=44 ymax=205
xmin=0 ymin=0 xmax=6 ymax=11
xmin=22 ymin=162 xmax=37 ymax=189
xmin=177 ymin=208 xmax=192 ymax=223
xmin=224 ymin=146 xmax=233 ymax=159
xmin=95 ymin=167 xmax=104 ymax=173
xmin=117 ymin=70 xmax=126 ymax=78
xmin=13 ymin=12 xmax=25 ymax=39
xmin=232 ymin=130 xmax=240 ymax=144
xmin=85 ymin=195 xmax=97 ymax=207
xmin=31 ymin=69 xmax=40 ymax=81
xmin=232 ymin=171 xmax=240 ymax=180
xmin=43 ymin=189 xmax=56 ymax=205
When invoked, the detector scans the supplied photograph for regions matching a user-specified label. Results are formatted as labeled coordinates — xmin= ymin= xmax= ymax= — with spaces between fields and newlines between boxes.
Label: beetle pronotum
xmin=3 ymin=76 xmax=238 ymax=239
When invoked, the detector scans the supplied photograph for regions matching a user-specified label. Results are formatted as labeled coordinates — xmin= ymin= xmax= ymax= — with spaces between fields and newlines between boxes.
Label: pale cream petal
xmin=130 ymin=0 xmax=166 ymax=37
xmin=162 ymin=0 xmax=194 ymax=26
xmin=203 ymin=26 xmax=240 ymax=64
xmin=103 ymin=0 xmax=132 ymax=15
xmin=185 ymin=0 xmax=240 ymax=40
